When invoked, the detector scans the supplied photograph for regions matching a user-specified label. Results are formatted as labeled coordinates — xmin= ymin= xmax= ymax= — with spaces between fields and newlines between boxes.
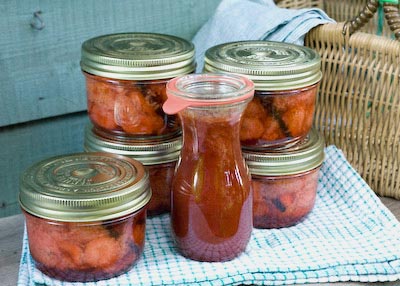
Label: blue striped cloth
xmin=17 ymin=146 xmax=400 ymax=285
xmin=192 ymin=0 xmax=334 ymax=72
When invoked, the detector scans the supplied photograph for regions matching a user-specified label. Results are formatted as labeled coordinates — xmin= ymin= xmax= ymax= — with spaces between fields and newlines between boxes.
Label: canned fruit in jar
xmin=240 ymin=84 xmax=317 ymax=148
xmin=19 ymin=152 xmax=151 ymax=282
xmin=147 ymin=162 xmax=176 ymax=217
xmin=243 ymin=128 xmax=324 ymax=228
xmin=252 ymin=168 xmax=319 ymax=229
xmin=83 ymin=124 xmax=181 ymax=217
xmin=85 ymin=73 xmax=179 ymax=137
xmin=81 ymin=32 xmax=196 ymax=138
xmin=204 ymin=40 xmax=321 ymax=148
xmin=24 ymin=209 xmax=146 ymax=282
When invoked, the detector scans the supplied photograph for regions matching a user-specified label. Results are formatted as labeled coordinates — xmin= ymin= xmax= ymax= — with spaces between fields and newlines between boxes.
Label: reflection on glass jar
xmin=81 ymin=32 xmax=195 ymax=139
xmin=19 ymin=153 xmax=151 ymax=282
xmin=204 ymin=40 xmax=322 ymax=149
xmin=243 ymin=128 xmax=325 ymax=229
xmin=164 ymin=73 xmax=254 ymax=262
xmin=84 ymin=74 xmax=180 ymax=138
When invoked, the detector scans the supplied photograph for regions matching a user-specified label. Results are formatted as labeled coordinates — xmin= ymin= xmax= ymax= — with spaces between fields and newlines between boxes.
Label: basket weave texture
xmin=276 ymin=0 xmax=400 ymax=199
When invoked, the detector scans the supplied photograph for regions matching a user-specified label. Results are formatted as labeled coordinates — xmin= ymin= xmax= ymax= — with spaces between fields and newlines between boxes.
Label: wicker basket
xmin=276 ymin=0 xmax=400 ymax=199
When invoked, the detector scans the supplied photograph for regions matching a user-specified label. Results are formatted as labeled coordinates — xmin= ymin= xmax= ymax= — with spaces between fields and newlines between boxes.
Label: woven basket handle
xmin=345 ymin=0 xmax=400 ymax=40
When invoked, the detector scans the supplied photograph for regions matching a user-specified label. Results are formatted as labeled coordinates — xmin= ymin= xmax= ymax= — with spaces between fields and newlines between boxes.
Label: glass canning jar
xmin=204 ymin=40 xmax=322 ymax=149
xmin=19 ymin=153 xmax=151 ymax=282
xmin=84 ymin=124 xmax=181 ymax=217
xmin=163 ymin=73 xmax=254 ymax=262
xmin=80 ymin=32 xmax=195 ymax=139
xmin=242 ymin=128 xmax=325 ymax=229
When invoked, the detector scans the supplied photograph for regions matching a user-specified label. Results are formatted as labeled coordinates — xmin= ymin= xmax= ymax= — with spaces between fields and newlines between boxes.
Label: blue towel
xmin=192 ymin=0 xmax=334 ymax=71
xmin=17 ymin=146 xmax=400 ymax=285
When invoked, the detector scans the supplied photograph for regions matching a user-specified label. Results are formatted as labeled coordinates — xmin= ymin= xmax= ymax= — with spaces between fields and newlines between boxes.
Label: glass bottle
xmin=163 ymin=73 xmax=254 ymax=262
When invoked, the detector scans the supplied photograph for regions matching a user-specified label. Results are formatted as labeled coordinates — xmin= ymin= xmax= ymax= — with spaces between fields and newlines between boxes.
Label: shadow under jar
xmin=204 ymin=40 xmax=322 ymax=149
xmin=163 ymin=73 xmax=254 ymax=262
xmin=81 ymin=32 xmax=195 ymax=140
xmin=243 ymin=128 xmax=325 ymax=228
xmin=84 ymin=123 xmax=181 ymax=217
xmin=19 ymin=153 xmax=151 ymax=282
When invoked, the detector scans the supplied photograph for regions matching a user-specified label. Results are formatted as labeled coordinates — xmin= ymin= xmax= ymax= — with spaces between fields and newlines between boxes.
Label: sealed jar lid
xmin=84 ymin=124 xmax=182 ymax=165
xmin=81 ymin=32 xmax=195 ymax=80
xmin=19 ymin=152 xmax=151 ymax=222
xmin=243 ymin=128 xmax=325 ymax=176
xmin=204 ymin=40 xmax=322 ymax=91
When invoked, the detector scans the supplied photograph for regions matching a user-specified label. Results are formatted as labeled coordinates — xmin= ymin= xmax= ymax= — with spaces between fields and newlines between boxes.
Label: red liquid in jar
xmin=171 ymin=114 xmax=253 ymax=261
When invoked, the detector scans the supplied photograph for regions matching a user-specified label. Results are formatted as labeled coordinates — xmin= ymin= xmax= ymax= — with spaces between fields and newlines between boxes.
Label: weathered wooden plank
xmin=0 ymin=0 xmax=221 ymax=127
xmin=0 ymin=112 xmax=88 ymax=218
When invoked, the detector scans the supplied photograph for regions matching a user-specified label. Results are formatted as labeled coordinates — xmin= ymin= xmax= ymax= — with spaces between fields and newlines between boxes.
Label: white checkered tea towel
xmin=17 ymin=146 xmax=400 ymax=285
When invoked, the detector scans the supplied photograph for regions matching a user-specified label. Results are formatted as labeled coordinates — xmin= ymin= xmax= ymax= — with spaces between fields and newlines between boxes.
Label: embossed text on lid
xmin=204 ymin=40 xmax=322 ymax=90
xmin=19 ymin=152 xmax=151 ymax=222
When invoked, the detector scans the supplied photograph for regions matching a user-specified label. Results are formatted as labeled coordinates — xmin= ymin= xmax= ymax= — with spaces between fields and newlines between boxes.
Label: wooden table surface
xmin=2 ymin=197 xmax=399 ymax=286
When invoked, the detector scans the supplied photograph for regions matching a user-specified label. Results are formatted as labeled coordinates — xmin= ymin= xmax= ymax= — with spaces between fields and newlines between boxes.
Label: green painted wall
xmin=0 ymin=0 xmax=222 ymax=218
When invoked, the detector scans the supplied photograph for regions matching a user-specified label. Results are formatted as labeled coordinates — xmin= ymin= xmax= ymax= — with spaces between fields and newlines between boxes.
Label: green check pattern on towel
xmin=17 ymin=146 xmax=400 ymax=286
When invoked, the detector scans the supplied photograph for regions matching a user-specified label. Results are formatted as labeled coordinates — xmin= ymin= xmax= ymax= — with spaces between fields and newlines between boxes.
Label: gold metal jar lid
xmin=204 ymin=40 xmax=322 ymax=91
xmin=243 ymin=129 xmax=325 ymax=176
xmin=81 ymin=32 xmax=196 ymax=80
xmin=19 ymin=152 xmax=151 ymax=222
xmin=84 ymin=124 xmax=182 ymax=165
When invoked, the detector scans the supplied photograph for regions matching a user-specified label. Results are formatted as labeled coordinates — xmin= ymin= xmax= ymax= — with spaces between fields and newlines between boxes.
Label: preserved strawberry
xmin=24 ymin=209 xmax=146 ymax=282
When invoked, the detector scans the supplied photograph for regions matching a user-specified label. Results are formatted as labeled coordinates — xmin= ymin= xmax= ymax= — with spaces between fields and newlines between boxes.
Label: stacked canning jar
xmin=204 ymin=40 xmax=325 ymax=228
xmin=84 ymin=124 xmax=181 ymax=217
xmin=19 ymin=153 xmax=152 ymax=282
xmin=80 ymin=32 xmax=196 ymax=216
xmin=19 ymin=32 xmax=196 ymax=283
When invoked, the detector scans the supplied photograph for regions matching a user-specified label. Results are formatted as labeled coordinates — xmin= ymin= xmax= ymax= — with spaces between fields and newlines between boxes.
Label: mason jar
xmin=81 ymin=32 xmax=195 ymax=139
xmin=242 ymin=128 xmax=325 ymax=229
xmin=163 ymin=73 xmax=254 ymax=262
xmin=204 ymin=40 xmax=322 ymax=149
xmin=19 ymin=152 xmax=151 ymax=282
xmin=84 ymin=124 xmax=181 ymax=217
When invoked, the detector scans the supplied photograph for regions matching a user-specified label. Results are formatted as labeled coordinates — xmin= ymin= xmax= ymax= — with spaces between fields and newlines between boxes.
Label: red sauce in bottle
xmin=164 ymin=73 xmax=254 ymax=262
